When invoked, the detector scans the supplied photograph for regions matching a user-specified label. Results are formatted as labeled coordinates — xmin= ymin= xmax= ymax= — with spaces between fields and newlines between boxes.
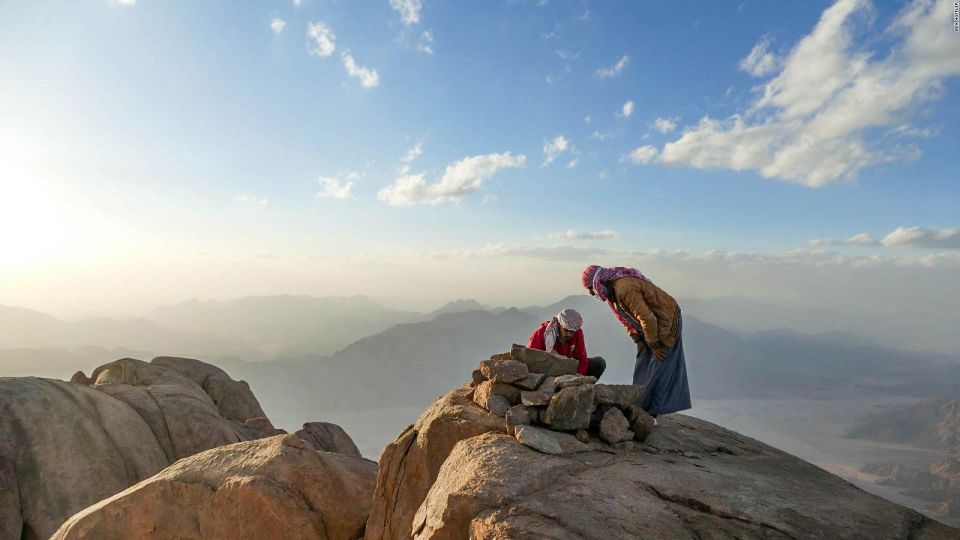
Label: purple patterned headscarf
xmin=581 ymin=265 xmax=651 ymax=302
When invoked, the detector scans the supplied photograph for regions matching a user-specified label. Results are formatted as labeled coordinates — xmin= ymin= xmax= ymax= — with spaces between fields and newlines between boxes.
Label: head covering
xmin=581 ymin=265 xmax=651 ymax=302
xmin=556 ymin=308 xmax=583 ymax=331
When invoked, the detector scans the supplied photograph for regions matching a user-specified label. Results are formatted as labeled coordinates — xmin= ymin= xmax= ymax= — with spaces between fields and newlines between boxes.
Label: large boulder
xmin=0 ymin=378 xmax=169 ymax=540
xmin=76 ymin=357 xmax=268 ymax=460
xmin=368 ymin=386 xmax=959 ymax=539
xmin=296 ymin=421 xmax=363 ymax=457
xmin=151 ymin=355 xmax=267 ymax=423
xmin=0 ymin=356 xmax=309 ymax=539
xmin=365 ymin=386 xmax=504 ymax=540
xmin=52 ymin=434 xmax=378 ymax=540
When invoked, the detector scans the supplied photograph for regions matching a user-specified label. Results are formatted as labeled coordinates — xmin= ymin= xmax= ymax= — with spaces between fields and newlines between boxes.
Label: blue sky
xmin=0 ymin=0 xmax=958 ymax=323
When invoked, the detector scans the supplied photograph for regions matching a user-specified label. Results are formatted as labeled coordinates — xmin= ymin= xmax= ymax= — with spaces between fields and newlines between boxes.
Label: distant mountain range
xmin=192 ymin=294 xmax=960 ymax=430
xmin=848 ymin=399 xmax=960 ymax=453
xmin=0 ymin=304 xmax=261 ymax=362
xmin=147 ymin=295 xmax=419 ymax=358
xmin=4 ymin=295 xmax=959 ymax=410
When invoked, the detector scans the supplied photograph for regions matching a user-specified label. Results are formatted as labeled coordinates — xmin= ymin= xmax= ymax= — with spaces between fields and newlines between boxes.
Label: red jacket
xmin=527 ymin=320 xmax=588 ymax=375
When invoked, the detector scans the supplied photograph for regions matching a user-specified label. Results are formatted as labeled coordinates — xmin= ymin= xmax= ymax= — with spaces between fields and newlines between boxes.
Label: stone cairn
xmin=469 ymin=344 xmax=655 ymax=455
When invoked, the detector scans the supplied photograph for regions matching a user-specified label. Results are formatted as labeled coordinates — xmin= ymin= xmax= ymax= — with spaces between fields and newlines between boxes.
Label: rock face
xmin=1 ymin=356 xmax=290 ymax=539
xmin=52 ymin=434 xmax=378 ymax=540
xmin=367 ymin=386 xmax=960 ymax=539
xmin=80 ymin=358 xmax=266 ymax=461
xmin=0 ymin=377 xmax=170 ymax=540
xmin=365 ymin=387 xmax=504 ymax=540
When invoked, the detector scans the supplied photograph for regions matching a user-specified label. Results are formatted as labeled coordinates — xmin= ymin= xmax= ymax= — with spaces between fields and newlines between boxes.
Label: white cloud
xmin=389 ymin=0 xmax=423 ymax=26
xmin=293 ymin=0 xmax=304 ymax=6
xmin=341 ymin=50 xmax=380 ymax=88
xmin=547 ymin=229 xmax=619 ymax=240
xmin=621 ymin=145 xmax=658 ymax=164
xmin=398 ymin=142 xmax=424 ymax=174
xmin=595 ymin=54 xmax=629 ymax=78
xmin=556 ymin=49 xmax=579 ymax=61
xmin=620 ymin=100 xmax=634 ymax=118
xmin=597 ymin=170 xmax=609 ymax=179
xmin=739 ymin=38 xmax=778 ymax=77
xmin=810 ymin=227 xmax=960 ymax=249
xmin=270 ymin=18 xmax=286 ymax=34
xmin=652 ymin=117 xmax=677 ymax=133
xmin=317 ymin=171 xmax=359 ymax=199
xmin=307 ymin=21 xmax=336 ymax=57
xmin=378 ymin=152 xmax=526 ymax=206
xmin=660 ymin=0 xmax=960 ymax=187
xmin=584 ymin=115 xmax=592 ymax=124
xmin=542 ymin=135 xmax=569 ymax=166
xmin=416 ymin=30 xmax=434 ymax=54
xmin=882 ymin=227 xmax=960 ymax=249
xmin=235 ymin=194 xmax=269 ymax=206
xmin=482 ymin=194 xmax=498 ymax=206
xmin=809 ymin=233 xmax=881 ymax=247
xmin=565 ymin=157 xmax=579 ymax=169
xmin=109 ymin=0 xmax=136 ymax=5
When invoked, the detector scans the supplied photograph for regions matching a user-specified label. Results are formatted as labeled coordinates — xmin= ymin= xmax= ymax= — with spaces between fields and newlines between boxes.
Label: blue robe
xmin=633 ymin=317 xmax=691 ymax=415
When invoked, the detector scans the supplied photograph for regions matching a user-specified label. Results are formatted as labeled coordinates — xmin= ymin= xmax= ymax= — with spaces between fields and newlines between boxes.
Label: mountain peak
xmin=429 ymin=298 xmax=486 ymax=316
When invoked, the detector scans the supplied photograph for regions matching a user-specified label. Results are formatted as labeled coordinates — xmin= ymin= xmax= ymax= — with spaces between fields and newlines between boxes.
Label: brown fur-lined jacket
xmin=609 ymin=276 xmax=681 ymax=349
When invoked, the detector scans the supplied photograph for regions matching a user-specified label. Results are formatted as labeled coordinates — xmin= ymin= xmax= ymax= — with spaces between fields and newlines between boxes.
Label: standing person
xmin=581 ymin=265 xmax=690 ymax=422
xmin=527 ymin=308 xmax=606 ymax=378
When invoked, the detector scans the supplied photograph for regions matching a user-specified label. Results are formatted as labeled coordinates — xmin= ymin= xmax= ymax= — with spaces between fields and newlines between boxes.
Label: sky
xmin=0 ymin=0 xmax=958 ymax=330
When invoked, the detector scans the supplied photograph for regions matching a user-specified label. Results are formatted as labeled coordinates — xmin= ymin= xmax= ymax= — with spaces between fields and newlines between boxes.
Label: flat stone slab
xmin=514 ymin=425 xmax=562 ymax=455
xmin=520 ymin=391 xmax=551 ymax=407
xmin=543 ymin=384 xmax=595 ymax=431
xmin=510 ymin=344 xmax=579 ymax=377
xmin=479 ymin=360 xmax=529 ymax=383
xmin=594 ymin=384 xmax=644 ymax=407
xmin=514 ymin=373 xmax=546 ymax=391
xmin=554 ymin=374 xmax=597 ymax=389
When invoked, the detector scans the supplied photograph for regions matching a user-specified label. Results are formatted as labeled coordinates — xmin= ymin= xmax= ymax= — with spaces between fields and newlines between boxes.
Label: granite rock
xmin=478 ymin=359 xmax=529 ymax=383
xmin=542 ymin=385 xmax=596 ymax=431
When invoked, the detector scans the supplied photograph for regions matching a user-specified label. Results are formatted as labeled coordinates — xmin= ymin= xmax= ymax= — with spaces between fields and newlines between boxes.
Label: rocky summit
xmin=366 ymin=347 xmax=960 ymax=539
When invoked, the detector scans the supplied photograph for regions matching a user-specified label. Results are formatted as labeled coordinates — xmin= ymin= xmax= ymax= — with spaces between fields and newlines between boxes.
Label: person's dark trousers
xmin=585 ymin=356 xmax=606 ymax=379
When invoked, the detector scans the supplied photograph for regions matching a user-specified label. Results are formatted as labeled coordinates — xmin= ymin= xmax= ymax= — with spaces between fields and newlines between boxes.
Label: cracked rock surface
xmin=368 ymin=386 xmax=959 ymax=539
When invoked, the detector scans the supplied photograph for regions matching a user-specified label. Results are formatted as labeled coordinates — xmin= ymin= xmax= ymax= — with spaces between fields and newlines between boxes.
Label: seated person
xmin=527 ymin=308 xmax=605 ymax=378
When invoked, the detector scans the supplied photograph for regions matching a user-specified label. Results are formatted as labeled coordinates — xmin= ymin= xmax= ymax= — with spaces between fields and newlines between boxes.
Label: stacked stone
xmin=470 ymin=344 xmax=655 ymax=455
